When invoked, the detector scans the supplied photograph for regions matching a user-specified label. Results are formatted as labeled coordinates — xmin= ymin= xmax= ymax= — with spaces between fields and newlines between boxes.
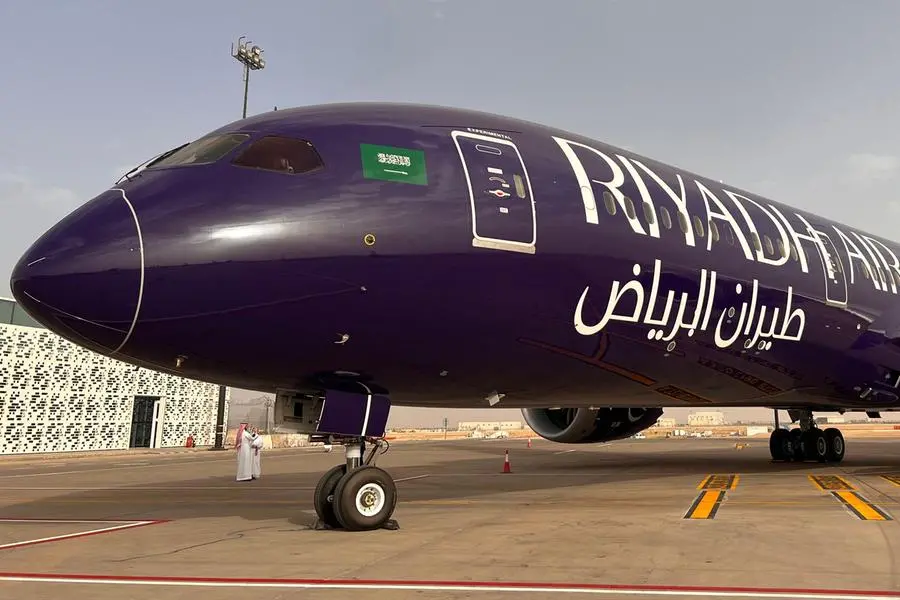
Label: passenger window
xmin=513 ymin=175 xmax=527 ymax=199
xmin=751 ymin=233 xmax=762 ymax=253
xmin=149 ymin=133 xmax=250 ymax=168
xmin=763 ymin=235 xmax=774 ymax=255
xmin=660 ymin=206 xmax=672 ymax=229
xmin=678 ymin=212 xmax=689 ymax=234
xmin=603 ymin=191 xmax=616 ymax=215
xmin=693 ymin=216 xmax=705 ymax=238
xmin=725 ymin=226 xmax=735 ymax=246
xmin=623 ymin=196 xmax=636 ymax=220
xmin=776 ymin=239 xmax=785 ymax=258
xmin=642 ymin=202 xmax=656 ymax=225
xmin=232 ymin=135 xmax=325 ymax=175
xmin=710 ymin=221 xmax=720 ymax=243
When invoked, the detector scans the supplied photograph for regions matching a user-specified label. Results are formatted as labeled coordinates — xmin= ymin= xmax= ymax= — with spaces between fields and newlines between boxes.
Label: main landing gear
xmin=768 ymin=409 xmax=845 ymax=463
xmin=313 ymin=436 xmax=400 ymax=532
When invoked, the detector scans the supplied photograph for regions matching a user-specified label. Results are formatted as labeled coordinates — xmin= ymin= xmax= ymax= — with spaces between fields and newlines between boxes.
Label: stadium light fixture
xmin=231 ymin=36 xmax=267 ymax=119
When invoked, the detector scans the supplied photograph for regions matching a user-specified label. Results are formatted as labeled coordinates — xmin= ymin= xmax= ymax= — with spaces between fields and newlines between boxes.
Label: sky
xmin=2 ymin=0 xmax=899 ymax=425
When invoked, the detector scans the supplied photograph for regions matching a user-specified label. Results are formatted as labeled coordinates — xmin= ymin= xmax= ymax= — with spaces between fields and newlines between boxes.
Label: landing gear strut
xmin=768 ymin=409 xmax=845 ymax=463
xmin=313 ymin=436 xmax=400 ymax=531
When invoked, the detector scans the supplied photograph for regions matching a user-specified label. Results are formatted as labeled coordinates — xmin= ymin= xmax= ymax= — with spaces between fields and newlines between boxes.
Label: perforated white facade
xmin=0 ymin=297 xmax=229 ymax=455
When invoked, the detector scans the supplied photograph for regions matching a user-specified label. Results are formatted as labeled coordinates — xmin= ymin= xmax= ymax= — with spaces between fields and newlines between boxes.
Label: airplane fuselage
xmin=11 ymin=103 xmax=900 ymax=413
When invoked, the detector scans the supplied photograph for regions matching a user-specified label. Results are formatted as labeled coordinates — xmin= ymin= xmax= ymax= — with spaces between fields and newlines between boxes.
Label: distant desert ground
xmin=384 ymin=423 xmax=900 ymax=442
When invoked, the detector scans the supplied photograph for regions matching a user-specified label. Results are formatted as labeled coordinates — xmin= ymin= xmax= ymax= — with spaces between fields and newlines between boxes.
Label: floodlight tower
xmin=231 ymin=36 xmax=266 ymax=119
xmin=212 ymin=36 xmax=267 ymax=452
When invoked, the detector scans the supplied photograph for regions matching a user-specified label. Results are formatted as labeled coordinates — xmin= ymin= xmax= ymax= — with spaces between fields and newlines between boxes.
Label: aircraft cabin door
xmin=451 ymin=131 xmax=536 ymax=255
xmin=815 ymin=230 xmax=848 ymax=307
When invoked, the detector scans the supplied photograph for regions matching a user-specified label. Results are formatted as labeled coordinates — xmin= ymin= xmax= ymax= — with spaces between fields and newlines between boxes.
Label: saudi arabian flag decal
xmin=360 ymin=143 xmax=428 ymax=185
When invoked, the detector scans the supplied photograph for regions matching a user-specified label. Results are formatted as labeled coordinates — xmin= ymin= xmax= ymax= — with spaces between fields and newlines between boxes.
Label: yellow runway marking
xmin=697 ymin=474 xmax=739 ymax=491
xmin=832 ymin=491 xmax=893 ymax=521
xmin=685 ymin=475 xmax=738 ymax=519
xmin=807 ymin=474 xmax=892 ymax=520
xmin=683 ymin=490 xmax=724 ymax=519
xmin=808 ymin=474 xmax=855 ymax=491
xmin=880 ymin=475 xmax=900 ymax=487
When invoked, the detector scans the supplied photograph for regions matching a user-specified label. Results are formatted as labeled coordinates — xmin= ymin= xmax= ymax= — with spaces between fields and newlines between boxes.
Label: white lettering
xmin=573 ymin=260 xmax=807 ymax=351
xmin=723 ymin=191 xmax=774 ymax=266
xmin=376 ymin=152 xmax=411 ymax=167
xmin=740 ymin=195 xmax=791 ymax=267
xmin=631 ymin=159 xmax=695 ymax=247
xmin=553 ymin=133 xmax=900 ymax=308
xmin=833 ymin=226 xmax=878 ymax=289
xmin=853 ymin=232 xmax=889 ymax=292
xmin=617 ymin=155 xmax=661 ymax=239
xmin=697 ymin=183 xmax=752 ymax=258
xmin=553 ymin=137 xmax=647 ymax=235
xmin=861 ymin=235 xmax=900 ymax=295
xmin=766 ymin=206 xmax=820 ymax=274
xmin=574 ymin=263 xmax=645 ymax=335
xmin=553 ymin=137 xmax=599 ymax=225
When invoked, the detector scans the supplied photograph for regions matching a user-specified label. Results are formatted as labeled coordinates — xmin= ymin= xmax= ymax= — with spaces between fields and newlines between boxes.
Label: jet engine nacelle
xmin=521 ymin=407 xmax=664 ymax=444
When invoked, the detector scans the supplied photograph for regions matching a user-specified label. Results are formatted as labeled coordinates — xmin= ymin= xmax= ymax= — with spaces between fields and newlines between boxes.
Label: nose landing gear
xmin=768 ymin=409 xmax=845 ymax=463
xmin=313 ymin=437 xmax=399 ymax=531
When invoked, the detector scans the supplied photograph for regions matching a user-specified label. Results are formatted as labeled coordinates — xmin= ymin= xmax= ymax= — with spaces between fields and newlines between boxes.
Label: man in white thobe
xmin=235 ymin=423 xmax=256 ymax=482
xmin=250 ymin=427 xmax=264 ymax=479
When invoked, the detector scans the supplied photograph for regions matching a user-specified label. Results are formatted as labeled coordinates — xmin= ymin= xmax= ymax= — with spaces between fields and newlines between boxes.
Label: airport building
xmin=687 ymin=411 xmax=727 ymax=426
xmin=0 ymin=297 xmax=229 ymax=455
xmin=457 ymin=421 xmax=523 ymax=431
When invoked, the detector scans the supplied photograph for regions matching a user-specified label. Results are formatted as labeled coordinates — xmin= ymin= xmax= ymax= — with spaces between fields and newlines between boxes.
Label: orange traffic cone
xmin=527 ymin=438 xmax=532 ymax=448
xmin=502 ymin=449 xmax=511 ymax=473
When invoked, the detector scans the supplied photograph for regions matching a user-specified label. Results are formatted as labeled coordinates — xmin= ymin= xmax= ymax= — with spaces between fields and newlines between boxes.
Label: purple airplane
xmin=10 ymin=103 xmax=900 ymax=531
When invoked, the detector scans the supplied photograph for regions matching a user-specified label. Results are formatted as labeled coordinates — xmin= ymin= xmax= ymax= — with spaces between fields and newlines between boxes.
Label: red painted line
xmin=0 ymin=520 xmax=168 ymax=551
xmin=0 ymin=572 xmax=897 ymax=598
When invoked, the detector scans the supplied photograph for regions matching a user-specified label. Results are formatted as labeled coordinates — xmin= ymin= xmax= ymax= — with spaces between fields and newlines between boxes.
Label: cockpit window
xmin=147 ymin=133 xmax=250 ymax=168
xmin=231 ymin=136 xmax=324 ymax=175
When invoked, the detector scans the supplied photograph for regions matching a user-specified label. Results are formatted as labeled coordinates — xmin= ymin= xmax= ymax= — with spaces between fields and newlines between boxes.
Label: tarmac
xmin=1 ymin=437 xmax=900 ymax=599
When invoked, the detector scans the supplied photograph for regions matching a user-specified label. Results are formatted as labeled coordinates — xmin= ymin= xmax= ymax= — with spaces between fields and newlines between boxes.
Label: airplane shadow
xmin=1 ymin=439 xmax=898 ymax=528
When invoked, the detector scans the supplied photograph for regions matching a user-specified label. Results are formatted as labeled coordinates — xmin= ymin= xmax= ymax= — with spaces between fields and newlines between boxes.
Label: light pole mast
xmin=212 ymin=36 xmax=268 ymax=451
xmin=231 ymin=36 xmax=266 ymax=118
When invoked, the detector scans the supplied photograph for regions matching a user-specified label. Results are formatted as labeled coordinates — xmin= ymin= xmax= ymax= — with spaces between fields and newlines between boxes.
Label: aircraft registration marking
xmin=880 ymin=474 xmax=900 ymax=487
xmin=808 ymin=474 xmax=855 ymax=491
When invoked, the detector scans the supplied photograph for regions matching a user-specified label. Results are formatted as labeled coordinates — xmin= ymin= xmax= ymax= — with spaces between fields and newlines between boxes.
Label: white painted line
xmin=0 ymin=470 xmax=93 ymax=478
xmin=0 ymin=521 xmax=157 ymax=551
xmin=394 ymin=474 xmax=430 ymax=483
xmin=0 ymin=477 xmax=426 ymax=491
xmin=0 ymin=574 xmax=893 ymax=598
xmin=0 ymin=456 xmax=238 ymax=479
xmin=0 ymin=519 xmax=140 ymax=524
xmin=554 ymin=449 xmax=577 ymax=455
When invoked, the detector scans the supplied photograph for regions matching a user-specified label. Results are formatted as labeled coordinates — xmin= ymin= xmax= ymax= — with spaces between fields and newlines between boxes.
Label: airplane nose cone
xmin=10 ymin=189 xmax=143 ymax=354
